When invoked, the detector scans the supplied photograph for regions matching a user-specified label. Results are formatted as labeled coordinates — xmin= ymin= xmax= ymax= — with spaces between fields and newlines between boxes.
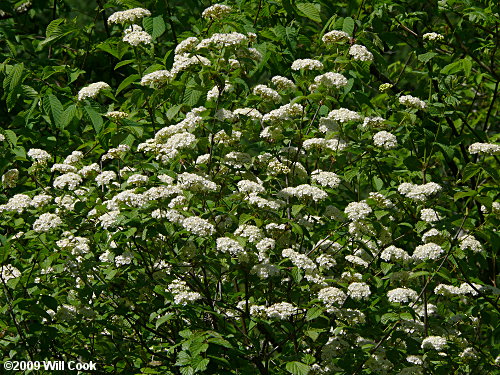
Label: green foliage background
xmin=0 ymin=0 xmax=499 ymax=374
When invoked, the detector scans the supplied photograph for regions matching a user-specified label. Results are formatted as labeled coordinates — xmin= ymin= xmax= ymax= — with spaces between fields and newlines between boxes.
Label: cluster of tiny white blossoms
xmin=349 ymin=44 xmax=373 ymax=61
xmin=291 ymin=58 xmax=324 ymax=70
xmin=344 ymin=201 xmax=372 ymax=221
xmin=107 ymin=8 xmax=151 ymax=24
xmin=123 ymin=24 xmax=152 ymax=46
xmin=399 ymin=95 xmax=426 ymax=109
xmin=468 ymin=142 xmax=500 ymax=155
xmin=77 ymin=82 xmax=110 ymax=101
xmin=423 ymin=32 xmax=444 ymax=41
xmin=398 ymin=182 xmax=442 ymax=201
xmin=373 ymin=131 xmax=398 ymax=149
xmin=167 ymin=279 xmax=202 ymax=305
xmin=201 ymin=3 xmax=232 ymax=19
xmin=322 ymin=30 xmax=349 ymax=43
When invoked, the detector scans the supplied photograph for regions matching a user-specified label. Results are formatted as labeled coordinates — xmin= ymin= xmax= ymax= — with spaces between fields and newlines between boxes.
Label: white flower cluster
xmin=421 ymin=336 xmax=446 ymax=350
xmin=262 ymin=103 xmax=303 ymax=122
xmin=312 ymin=72 xmax=348 ymax=89
xmin=278 ymin=184 xmax=328 ymax=202
xmin=322 ymin=30 xmax=349 ymax=43
xmin=291 ymin=59 xmax=324 ymax=70
xmin=140 ymin=70 xmax=175 ymax=86
xmin=349 ymin=44 xmax=373 ymax=61
xmin=265 ymin=302 xmax=298 ymax=319
xmin=77 ymin=82 xmax=110 ymax=101
xmin=53 ymin=172 xmax=83 ymax=190
xmin=423 ymin=32 xmax=444 ymax=41
xmin=380 ymin=246 xmax=410 ymax=262
xmin=459 ymin=234 xmax=483 ymax=253
xmin=387 ymin=287 xmax=418 ymax=303
xmin=175 ymin=37 xmax=199 ymax=55
xmin=27 ymin=148 xmax=51 ymax=164
xmin=360 ymin=116 xmax=385 ymax=129
xmin=2 ymin=169 xmax=19 ymax=188
xmin=282 ymin=248 xmax=316 ymax=270
xmin=233 ymin=107 xmax=262 ymax=120
xmin=271 ymin=76 xmax=296 ymax=90
xmin=107 ymin=8 xmax=151 ymax=24
xmin=344 ymin=201 xmax=372 ymax=221
xmin=234 ymin=224 xmax=263 ymax=243
xmin=311 ymin=170 xmax=341 ymax=189
xmin=318 ymin=287 xmax=347 ymax=308
xmin=468 ymin=142 xmax=500 ymax=155
xmin=196 ymin=32 xmax=248 ymax=49
xmin=413 ymin=243 xmax=443 ymax=261
xmin=167 ymin=279 xmax=202 ymax=305
xmin=373 ymin=131 xmax=397 ymax=149
xmin=327 ymin=108 xmax=361 ymax=123
xmin=201 ymin=4 xmax=232 ymax=19
xmin=182 ymin=216 xmax=215 ymax=236
xmin=1 ymin=264 xmax=21 ymax=281
xmin=420 ymin=208 xmax=441 ymax=222
xmin=216 ymin=237 xmax=245 ymax=256
xmin=434 ymin=283 xmax=482 ymax=297
xmin=252 ymin=84 xmax=281 ymax=102
xmin=178 ymin=172 xmax=217 ymax=192
xmin=398 ymin=182 xmax=442 ymax=201
xmin=123 ymin=24 xmax=152 ymax=46
xmin=399 ymin=95 xmax=426 ymax=110
xmin=237 ymin=180 xmax=265 ymax=193
xmin=95 ymin=171 xmax=117 ymax=187
xmin=33 ymin=213 xmax=62 ymax=232
xmin=347 ymin=282 xmax=371 ymax=300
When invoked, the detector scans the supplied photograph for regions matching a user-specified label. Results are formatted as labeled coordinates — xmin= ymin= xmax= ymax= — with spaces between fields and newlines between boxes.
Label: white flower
xmin=373 ymin=131 xmax=397 ymax=149
xmin=175 ymin=37 xmax=199 ymax=54
xmin=380 ymin=246 xmax=410 ymax=262
xmin=291 ymin=59 xmax=324 ymax=70
xmin=347 ymin=282 xmax=371 ymax=300
xmin=318 ymin=287 xmax=347 ymax=307
xmin=322 ymin=30 xmax=349 ymax=43
xmin=459 ymin=234 xmax=483 ymax=253
xmin=167 ymin=279 xmax=202 ymax=305
xmin=107 ymin=8 xmax=151 ymax=24
xmin=468 ymin=142 xmax=500 ymax=155
xmin=252 ymin=84 xmax=281 ymax=102
xmin=327 ymin=108 xmax=361 ymax=123
xmin=33 ymin=213 xmax=62 ymax=232
xmin=237 ymin=180 xmax=265 ymax=194
xmin=182 ymin=216 xmax=215 ymax=236
xmin=262 ymin=103 xmax=303 ymax=122
xmin=282 ymin=248 xmax=316 ymax=270
xmin=95 ymin=171 xmax=117 ymax=186
xmin=266 ymin=302 xmax=298 ymax=319
xmin=271 ymin=76 xmax=296 ymax=90
xmin=178 ymin=172 xmax=217 ymax=192
xmin=140 ymin=70 xmax=175 ymax=86
xmin=216 ymin=237 xmax=245 ymax=256
xmin=27 ymin=148 xmax=51 ymax=164
xmin=387 ymin=287 xmax=418 ymax=303
xmin=420 ymin=208 xmax=441 ymax=222
xmin=196 ymin=32 xmax=248 ymax=49
xmin=1 ymin=264 xmax=21 ymax=281
xmin=421 ymin=336 xmax=446 ymax=350
xmin=423 ymin=32 xmax=444 ymax=41
xmin=413 ymin=243 xmax=444 ymax=261
xmin=311 ymin=170 xmax=341 ymax=188
xmin=201 ymin=3 xmax=232 ymax=19
xmin=123 ymin=24 xmax=152 ymax=46
xmin=312 ymin=72 xmax=348 ymax=90
xmin=233 ymin=107 xmax=262 ymax=120
xmin=399 ymin=95 xmax=426 ymax=110
xmin=349 ymin=44 xmax=373 ymax=61
xmin=344 ymin=201 xmax=372 ymax=221
xmin=77 ymin=82 xmax=110 ymax=101
xmin=234 ymin=224 xmax=263 ymax=243
xmin=2 ymin=169 xmax=19 ymax=188
xmin=398 ymin=182 xmax=441 ymax=201
xmin=360 ymin=116 xmax=385 ymax=129
xmin=53 ymin=172 xmax=83 ymax=190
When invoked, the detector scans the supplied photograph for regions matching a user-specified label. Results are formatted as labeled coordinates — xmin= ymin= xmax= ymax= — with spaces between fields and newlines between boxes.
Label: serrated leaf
xmin=143 ymin=16 xmax=166 ymax=40
xmin=183 ymin=86 xmax=203 ymax=106
xmin=62 ymin=104 xmax=77 ymax=127
xmin=296 ymin=3 xmax=321 ymax=23
xmin=453 ymin=189 xmax=477 ymax=201
xmin=418 ymin=52 xmax=437 ymax=63
xmin=167 ymin=104 xmax=183 ymax=120
xmin=116 ymin=74 xmax=140 ymax=95
xmin=83 ymin=105 xmax=103 ymax=134
xmin=381 ymin=312 xmax=399 ymax=323
xmin=306 ymin=306 xmax=323 ymax=321
xmin=286 ymin=361 xmax=310 ymax=375
xmin=342 ymin=17 xmax=355 ymax=36
xmin=460 ymin=163 xmax=481 ymax=182
xmin=156 ymin=313 xmax=174 ymax=329
xmin=43 ymin=94 xmax=64 ymax=129
xmin=4 ymin=130 xmax=17 ymax=147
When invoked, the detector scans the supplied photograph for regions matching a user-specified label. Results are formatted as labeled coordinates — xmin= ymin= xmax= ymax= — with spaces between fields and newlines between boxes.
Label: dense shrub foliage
xmin=1 ymin=0 xmax=499 ymax=374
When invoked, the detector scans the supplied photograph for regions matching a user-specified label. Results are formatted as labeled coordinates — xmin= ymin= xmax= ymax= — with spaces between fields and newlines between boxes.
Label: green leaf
xmin=116 ymin=74 xmax=140 ymax=95
xmin=296 ymin=3 xmax=321 ymax=23
xmin=460 ymin=163 xmax=481 ymax=182
xmin=418 ymin=52 xmax=437 ymax=63
xmin=286 ymin=361 xmax=310 ymax=375
xmin=306 ymin=306 xmax=323 ymax=321
xmin=62 ymin=104 xmax=77 ymax=127
xmin=342 ymin=17 xmax=355 ymax=36
xmin=3 ymin=63 xmax=24 ymax=91
xmin=143 ymin=16 xmax=166 ymax=40
xmin=43 ymin=94 xmax=64 ymax=129
xmin=83 ymin=106 xmax=104 ymax=134
xmin=156 ymin=313 xmax=174 ymax=329
xmin=4 ymin=130 xmax=17 ymax=146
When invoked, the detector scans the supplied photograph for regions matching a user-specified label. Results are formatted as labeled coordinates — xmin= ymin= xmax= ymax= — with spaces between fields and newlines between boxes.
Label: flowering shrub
xmin=0 ymin=0 xmax=499 ymax=374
